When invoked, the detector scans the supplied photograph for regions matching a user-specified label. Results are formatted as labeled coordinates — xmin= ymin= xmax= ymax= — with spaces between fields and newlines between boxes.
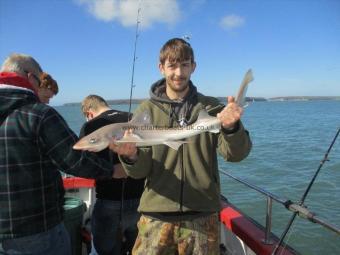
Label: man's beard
xmin=167 ymin=77 xmax=189 ymax=93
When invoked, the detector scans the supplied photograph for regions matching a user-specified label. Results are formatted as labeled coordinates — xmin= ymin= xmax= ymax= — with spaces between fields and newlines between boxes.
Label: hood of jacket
xmin=0 ymin=72 xmax=39 ymax=123
xmin=149 ymin=78 xmax=198 ymax=126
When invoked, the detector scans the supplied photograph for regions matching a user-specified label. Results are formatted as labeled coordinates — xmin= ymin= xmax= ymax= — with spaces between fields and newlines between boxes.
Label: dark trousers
xmin=90 ymin=198 xmax=140 ymax=255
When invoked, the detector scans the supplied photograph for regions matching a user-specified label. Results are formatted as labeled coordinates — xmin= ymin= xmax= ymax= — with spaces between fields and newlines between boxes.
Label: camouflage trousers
xmin=132 ymin=213 xmax=220 ymax=255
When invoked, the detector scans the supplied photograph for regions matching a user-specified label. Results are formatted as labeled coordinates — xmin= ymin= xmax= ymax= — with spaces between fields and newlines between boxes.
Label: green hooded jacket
xmin=121 ymin=79 xmax=252 ymax=213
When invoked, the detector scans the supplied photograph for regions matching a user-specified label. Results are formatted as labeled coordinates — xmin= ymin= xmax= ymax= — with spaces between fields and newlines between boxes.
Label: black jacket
xmin=79 ymin=109 xmax=145 ymax=200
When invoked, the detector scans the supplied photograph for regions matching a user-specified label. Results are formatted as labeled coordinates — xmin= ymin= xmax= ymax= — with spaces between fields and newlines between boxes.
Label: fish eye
xmin=89 ymin=137 xmax=98 ymax=144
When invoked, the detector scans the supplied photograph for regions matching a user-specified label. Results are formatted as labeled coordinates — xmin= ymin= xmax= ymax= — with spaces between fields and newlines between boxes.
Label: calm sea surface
xmin=55 ymin=101 xmax=340 ymax=255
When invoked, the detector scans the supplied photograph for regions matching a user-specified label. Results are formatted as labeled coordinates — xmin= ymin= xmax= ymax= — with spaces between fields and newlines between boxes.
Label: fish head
xmin=73 ymin=123 xmax=126 ymax=152
xmin=73 ymin=133 xmax=110 ymax=152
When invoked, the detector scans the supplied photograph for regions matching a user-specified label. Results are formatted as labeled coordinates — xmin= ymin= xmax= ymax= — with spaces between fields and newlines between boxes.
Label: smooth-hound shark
xmin=73 ymin=69 xmax=253 ymax=151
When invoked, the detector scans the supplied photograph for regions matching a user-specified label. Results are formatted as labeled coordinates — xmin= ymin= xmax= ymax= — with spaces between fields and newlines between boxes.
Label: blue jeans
xmin=90 ymin=198 xmax=140 ymax=255
xmin=0 ymin=223 xmax=71 ymax=255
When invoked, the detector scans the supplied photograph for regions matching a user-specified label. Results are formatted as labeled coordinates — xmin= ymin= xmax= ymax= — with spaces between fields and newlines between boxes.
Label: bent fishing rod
xmin=271 ymin=127 xmax=340 ymax=255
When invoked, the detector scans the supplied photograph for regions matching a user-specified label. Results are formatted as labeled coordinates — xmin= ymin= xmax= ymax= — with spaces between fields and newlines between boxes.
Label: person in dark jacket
xmin=110 ymin=38 xmax=252 ymax=255
xmin=80 ymin=95 xmax=144 ymax=255
xmin=0 ymin=53 xmax=124 ymax=255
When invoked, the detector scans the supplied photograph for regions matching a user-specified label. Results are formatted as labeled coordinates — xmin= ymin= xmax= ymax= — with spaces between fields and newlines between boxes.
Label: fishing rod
xmin=271 ymin=127 xmax=340 ymax=255
xmin=117 ymin=3 xmax=142 ymax=252
xmin=220 ymin=169 xmax=340 ymax=235
xmin=127 ymin=1 xmax=142 ymax=120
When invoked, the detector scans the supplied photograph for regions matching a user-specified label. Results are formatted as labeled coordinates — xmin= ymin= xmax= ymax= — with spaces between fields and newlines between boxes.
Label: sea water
xmin=55 ymin=100 xmax=340 ymax=255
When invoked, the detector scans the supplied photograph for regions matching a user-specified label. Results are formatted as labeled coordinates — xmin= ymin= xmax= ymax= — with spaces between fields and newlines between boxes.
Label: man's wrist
xmin=222 ymin=121 xmax=240 ymax=134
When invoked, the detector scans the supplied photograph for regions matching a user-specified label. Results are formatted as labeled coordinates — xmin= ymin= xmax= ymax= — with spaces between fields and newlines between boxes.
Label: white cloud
xmin=76 ymin=0 xmax=118 ymax=21
xmin=75 ymin=0 xmax=180 ymax=28
xmin=220 ymin=14 xmax=245 ymax=31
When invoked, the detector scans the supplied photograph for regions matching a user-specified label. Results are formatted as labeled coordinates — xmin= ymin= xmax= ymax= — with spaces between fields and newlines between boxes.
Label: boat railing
xmin=219 ymin=169 xmax=340 ymax=246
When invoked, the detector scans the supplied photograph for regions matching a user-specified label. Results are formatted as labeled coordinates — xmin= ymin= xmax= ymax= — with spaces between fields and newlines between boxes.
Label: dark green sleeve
xmin=119 ymin=146 xmax=152 ymax=179
xmin=217 ymin=121 xmax=252 ymax=162
xmin=205 ymin=97 xmax=252 ymax=162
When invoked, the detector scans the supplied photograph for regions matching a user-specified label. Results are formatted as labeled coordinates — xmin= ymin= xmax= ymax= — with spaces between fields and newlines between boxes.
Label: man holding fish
xmin=73 ymin=38 xmax=253 ymax=254
xmin=107 ymin=38 xmax=252 ymax=255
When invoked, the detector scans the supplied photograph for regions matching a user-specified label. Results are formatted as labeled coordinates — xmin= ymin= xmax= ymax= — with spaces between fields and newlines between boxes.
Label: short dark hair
xmin=159 ymin=38 xmax=195 ymax=65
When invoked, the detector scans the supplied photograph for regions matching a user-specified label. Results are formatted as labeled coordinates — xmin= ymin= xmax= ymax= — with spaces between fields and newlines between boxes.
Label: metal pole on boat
xmin=219 ymin=170 xmax=290 ymax=206
xmin=128 ymin=1 xmax=142 ymax=120
xmin=220 ymin=160 xmax=340 ymax=253
xmin=263 ymin=197 xmax=274 ymax=245
xmin=271 ymin=127 xmax=340 ymax=255
xmin=219 ymin=169 xmax=291 ymax=245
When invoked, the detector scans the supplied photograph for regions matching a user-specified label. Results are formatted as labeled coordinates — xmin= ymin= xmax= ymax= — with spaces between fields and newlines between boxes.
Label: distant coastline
xmin=266 ymin=96 xmax=340 ymax=101
xmin=215 ymin=96 xmax=340 ymax=103
xmin=63 ymin=96 xmax=340 ymax=106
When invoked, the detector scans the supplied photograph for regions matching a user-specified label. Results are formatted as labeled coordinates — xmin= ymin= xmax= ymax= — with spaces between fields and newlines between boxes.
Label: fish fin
xmin=116 ymin=133 xmax=143 ymax=143
xmin=129 ymin=111 xmax=151 ymax=126
xmin=163 ymin=141 xmax=186 ymax=150
xmin=235 ymin=69 xmax=254 ymax=107
xmin=196 ymin=109 xmax=216 ymax=122
xmin=195 ymin=110 xmax=218 ymax=127
xmin=197 ymin=109 xmax=210 ymax=120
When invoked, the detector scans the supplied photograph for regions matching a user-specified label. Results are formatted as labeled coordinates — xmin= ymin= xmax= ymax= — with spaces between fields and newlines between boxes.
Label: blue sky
xmin=1 ymin=0 xmax=339 ymax=106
